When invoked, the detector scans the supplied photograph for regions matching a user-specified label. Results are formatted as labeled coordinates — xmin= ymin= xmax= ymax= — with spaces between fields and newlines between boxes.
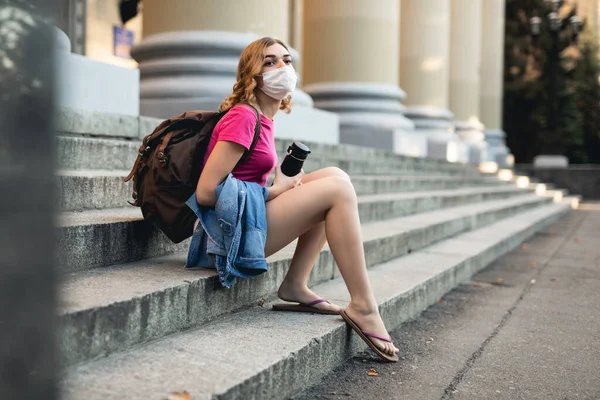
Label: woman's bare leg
xmin=276 ymin=168 xmax=350 ymax=313
xmin=265 ymin=172 xmax=399 ymax=355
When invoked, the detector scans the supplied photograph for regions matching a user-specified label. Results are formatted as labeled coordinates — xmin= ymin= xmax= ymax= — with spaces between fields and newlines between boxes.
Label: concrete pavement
xmin=294 ymin=203 xmax=600 ymax=400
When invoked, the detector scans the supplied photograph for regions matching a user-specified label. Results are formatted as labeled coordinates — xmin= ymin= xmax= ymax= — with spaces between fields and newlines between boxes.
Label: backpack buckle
xmin=157 ymin=152 xmax=168 ymax=164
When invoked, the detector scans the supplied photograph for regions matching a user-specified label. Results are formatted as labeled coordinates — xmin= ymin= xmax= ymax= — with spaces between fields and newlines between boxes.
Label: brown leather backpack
xmin=124 ymin=106 xmax=260 ymax=243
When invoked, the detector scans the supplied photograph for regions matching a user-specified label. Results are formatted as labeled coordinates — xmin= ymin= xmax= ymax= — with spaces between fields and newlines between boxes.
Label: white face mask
xmin=259 ymin=65 xmax=298 ymax=100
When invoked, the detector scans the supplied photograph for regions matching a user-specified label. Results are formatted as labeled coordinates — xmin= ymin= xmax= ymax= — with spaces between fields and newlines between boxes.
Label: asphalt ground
xmin=293 ymin=203 xmax=600 ymax=400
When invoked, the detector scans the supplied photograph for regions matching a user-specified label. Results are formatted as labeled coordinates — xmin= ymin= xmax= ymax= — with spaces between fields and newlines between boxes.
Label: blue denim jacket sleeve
xmin=185 ymin=174 xmax=269 ymax=288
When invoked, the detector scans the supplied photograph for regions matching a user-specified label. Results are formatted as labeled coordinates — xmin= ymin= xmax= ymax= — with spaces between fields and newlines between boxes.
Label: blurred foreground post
xmin=0 ymin=0 xmax=58 ymax=399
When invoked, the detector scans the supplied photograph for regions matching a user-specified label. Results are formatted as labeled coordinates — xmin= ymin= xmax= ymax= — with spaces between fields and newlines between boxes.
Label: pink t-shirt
xmin=203 ymin=104 xmax=277 ymax=186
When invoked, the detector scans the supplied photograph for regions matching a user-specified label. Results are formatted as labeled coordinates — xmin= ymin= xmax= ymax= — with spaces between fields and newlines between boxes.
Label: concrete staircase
xmin=56 ymin=107 xmax=578 ymax=399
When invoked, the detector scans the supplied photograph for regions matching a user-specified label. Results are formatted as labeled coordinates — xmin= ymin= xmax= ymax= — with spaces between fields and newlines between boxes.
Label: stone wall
xmin=516 ymin=165 xmax=600 ymax=199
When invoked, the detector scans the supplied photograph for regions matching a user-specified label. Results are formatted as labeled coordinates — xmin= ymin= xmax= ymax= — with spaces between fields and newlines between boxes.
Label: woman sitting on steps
xmin=192 ymin=37 xmax=399 ymax=362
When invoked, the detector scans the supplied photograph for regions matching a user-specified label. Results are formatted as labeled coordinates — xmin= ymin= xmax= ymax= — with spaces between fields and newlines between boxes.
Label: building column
xmin=289 ymin=0 xmax=304 ymax=77
xmin=302 ymin=0 xmax=416 ymax=155
xmin=57 ymin=0 xmax=86 ymax=55
xmin=480 ymin=0 xmax=513 ymax=168
xmin=142 ymin=0 xmax=289 ymax=41
xmin=134 ymin=0 xmax=314 ymax=119
xmin=399 ymin=0 xmax=458 ymax=161
xmin=449 ymin=0 xmax=486 ymax=164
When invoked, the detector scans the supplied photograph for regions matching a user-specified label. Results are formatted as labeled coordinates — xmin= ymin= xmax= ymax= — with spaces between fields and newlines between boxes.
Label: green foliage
xmin=503 ymin=0 xmax=600 ymax=163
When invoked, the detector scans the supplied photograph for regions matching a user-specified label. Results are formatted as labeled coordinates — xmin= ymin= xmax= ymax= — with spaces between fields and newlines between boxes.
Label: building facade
xmin=60 ymin=0 xmax=583 ymax=166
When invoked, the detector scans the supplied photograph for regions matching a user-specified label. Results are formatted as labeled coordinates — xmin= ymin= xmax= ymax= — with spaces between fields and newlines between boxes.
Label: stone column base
xmin=455 ymin=120 xmax=486 ymax=164
xmin=305 ymin=82 xmax=416 ymax=154
xmin=274 ymin=105 xmax=339 ymax=145
xmin=404 ymin=106 xmax=459 ymax=161
xmin=484 ymin=129 xmax=513 ymax=167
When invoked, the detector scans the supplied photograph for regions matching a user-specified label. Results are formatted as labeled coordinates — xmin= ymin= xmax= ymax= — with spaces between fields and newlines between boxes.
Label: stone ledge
xmin=55 ymin=107 xmax=140 ymax=139
xmin=55 ymin=52 xmax=140 ymax=116
xmin=139 ymin=115 xmax=163 ymax=137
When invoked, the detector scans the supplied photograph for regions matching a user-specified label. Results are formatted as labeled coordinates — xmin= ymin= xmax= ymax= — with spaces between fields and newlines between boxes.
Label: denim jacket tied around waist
xmin=185 ymin=173 xmax=269 ymax=288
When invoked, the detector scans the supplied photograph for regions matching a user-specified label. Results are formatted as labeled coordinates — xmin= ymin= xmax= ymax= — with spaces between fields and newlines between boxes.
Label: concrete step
xmin=525 ymin=181 xmax=571 ymax=198
xmin=56 ymin=135 xmax=482 ymax=176
xmin=58 ymin=207 xmax=187 ymax=274
xmin=545 ymin=188 xmax=569 ymax=202
xmin=61 ymin=200 xmax=574 ymax=400
xmin=55 ymin=107 xmax=481 ymax=174
xmin=56 ymin=170 xmax=507 ymax=211
xmin=57 ymin=186 xmax=531 ymax=274
xmin=58 ymin=192 xmax=553 ymax=366
xmin=528 ymin=182 xmax=548 ymax=195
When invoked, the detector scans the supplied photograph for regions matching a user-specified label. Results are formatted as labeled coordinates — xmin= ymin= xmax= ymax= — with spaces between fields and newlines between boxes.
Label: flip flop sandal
xmin=340 ymin=310 xmax=400 ymax=363
xmin=272 ymin=299 xmax=340 ymax=315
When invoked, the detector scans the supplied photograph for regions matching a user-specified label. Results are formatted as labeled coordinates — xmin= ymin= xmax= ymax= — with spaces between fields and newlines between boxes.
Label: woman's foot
xmin=344 ymin=302 xmax=399 ymax=357
xmin=277 ymin=282 xmax=343 ymax=314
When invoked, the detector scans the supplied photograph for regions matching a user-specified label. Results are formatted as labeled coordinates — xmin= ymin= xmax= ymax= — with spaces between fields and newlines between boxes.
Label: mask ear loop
xmin=251 ymin=74 xmax=264 ymax=114
xmin=254 ymin=74 xmax=264 ymax=90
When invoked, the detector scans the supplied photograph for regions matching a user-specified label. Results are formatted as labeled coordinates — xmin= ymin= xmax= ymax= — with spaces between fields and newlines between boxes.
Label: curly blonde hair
xmin=219 ymin=37 xmax=293 ymax=114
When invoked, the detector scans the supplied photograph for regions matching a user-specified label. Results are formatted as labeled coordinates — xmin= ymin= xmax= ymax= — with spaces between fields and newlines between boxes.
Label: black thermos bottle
xmin=280 ymin=141 xmax=311 ymax=176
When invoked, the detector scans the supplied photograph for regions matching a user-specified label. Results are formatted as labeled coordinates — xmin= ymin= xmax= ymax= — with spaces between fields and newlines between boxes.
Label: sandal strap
xmin=300 ymin=298 xmax=329 ymax=307
xmin=362 ymin=330 xmax=393 ymax=343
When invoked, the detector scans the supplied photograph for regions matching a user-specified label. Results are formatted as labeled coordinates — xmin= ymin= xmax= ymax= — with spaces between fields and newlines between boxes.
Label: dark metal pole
xmin=547 ymin=29 xmax=560 ymax=154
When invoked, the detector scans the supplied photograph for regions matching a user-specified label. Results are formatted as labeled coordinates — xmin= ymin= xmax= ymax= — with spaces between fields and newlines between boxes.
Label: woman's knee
xmin=303 ymin=167 xmax=351 ymax=185
xmin=327 ymin=175 xmax=357 ymax=203
xmin=322 ymin=167 xmax=351 ymax=182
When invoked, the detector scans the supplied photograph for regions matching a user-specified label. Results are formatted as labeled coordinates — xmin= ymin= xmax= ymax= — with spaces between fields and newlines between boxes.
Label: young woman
xmin=194 ymin=37 xmax=399 ymax=362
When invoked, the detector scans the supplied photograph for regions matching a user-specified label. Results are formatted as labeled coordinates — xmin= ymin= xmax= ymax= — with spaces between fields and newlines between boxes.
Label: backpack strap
xmin=124 ymin=114 xmax=208 ymax=183
xmin=126 ymin=106 xmax=260 ymax=186
xmin=157 ymin=131 xmax=174 ymax=165
xmin=237 ymin=104 xmax=261 ymax=165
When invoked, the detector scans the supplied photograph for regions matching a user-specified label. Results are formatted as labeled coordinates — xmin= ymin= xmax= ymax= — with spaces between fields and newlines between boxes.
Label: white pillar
xmin=400 ymin=0 xmax=457 ymax=161
xmin=302 ymin=0 xmax=416 ymax=154
xmin=480 ymin=0 xmax=512 ymax=167
xmin=449 ymin=0 xmax=486 ymax=163
xmin=143 ymin=0 xmax=290 ymax=42
xmin=290 ymin=0 xmax=304 ymax=77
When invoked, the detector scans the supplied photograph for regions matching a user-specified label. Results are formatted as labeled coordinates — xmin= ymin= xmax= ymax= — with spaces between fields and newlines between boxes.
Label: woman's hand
xmin=273 ymin=165 xmax=304 ymax=190
xmin=267 ymin=165 xmax=303 ymax=201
